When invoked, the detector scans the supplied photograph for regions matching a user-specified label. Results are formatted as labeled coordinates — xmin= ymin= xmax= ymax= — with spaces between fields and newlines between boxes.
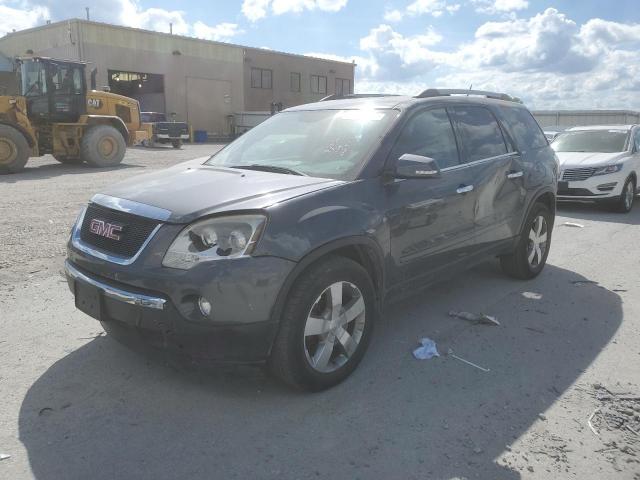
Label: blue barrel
xmin=194 ymin=130 xmax=208 ymax=143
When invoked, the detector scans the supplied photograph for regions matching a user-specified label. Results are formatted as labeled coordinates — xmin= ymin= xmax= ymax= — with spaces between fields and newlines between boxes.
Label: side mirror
xmin=394 ymin=153 xmax=441 ymax=179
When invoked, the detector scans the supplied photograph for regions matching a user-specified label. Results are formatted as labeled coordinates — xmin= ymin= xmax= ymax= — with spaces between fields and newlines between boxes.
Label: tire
xmin=500 ymin=202 xmax=553 ymax=280
xmin=269 ymin=255 xmax=376 ymax=391
xmin=171 ymin=140 xmax=182 ymax=149
xmin=610 ymin=176 xmax=635 ymax=213
xmin=0 ymin=124 xmax=30 ymax=174
xmin=53 ymin=155 xmax=83 ymax=165
xmin=80 ymin=125 xmax=126 ymax=168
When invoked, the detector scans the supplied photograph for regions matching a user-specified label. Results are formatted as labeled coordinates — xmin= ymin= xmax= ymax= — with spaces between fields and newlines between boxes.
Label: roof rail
xmin=319 ymin=93 xmax=400 ymax=102
xmin=415 ymin=88 xmax=521 ymax=103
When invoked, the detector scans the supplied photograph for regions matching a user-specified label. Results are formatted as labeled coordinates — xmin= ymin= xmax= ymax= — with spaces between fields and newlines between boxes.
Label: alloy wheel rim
xmin=624 ymin=182 xmax=634 ymax=210
xmin=527 ymin=215 xmax=548 ymax=268
xmin=303 ymin=281 xmax=366 ymax=373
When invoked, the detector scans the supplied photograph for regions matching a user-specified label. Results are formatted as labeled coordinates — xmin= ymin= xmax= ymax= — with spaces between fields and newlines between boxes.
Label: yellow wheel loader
xmin=0 ymin=56 xmax=148 ymax=174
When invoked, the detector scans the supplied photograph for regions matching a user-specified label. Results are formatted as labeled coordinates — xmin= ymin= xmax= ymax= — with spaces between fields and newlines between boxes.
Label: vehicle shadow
xmin=18 ymin=263 xmax=621 ymax=480
xmin=557 ymin=200 xmax=640 ymax=226
xmin=0 ymin=162 xmax=143 ymax=184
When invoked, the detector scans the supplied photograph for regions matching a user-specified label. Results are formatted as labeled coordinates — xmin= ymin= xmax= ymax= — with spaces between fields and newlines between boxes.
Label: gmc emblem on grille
xmin=89 ymin=219 xmax=123 ymax=240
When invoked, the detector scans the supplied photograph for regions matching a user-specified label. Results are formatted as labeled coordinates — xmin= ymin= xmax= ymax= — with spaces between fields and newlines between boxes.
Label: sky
xmin=2 ymin=0 xmax=640 ymax=110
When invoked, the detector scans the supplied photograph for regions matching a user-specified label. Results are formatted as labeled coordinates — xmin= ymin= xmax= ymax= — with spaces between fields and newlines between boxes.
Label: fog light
xmin=198 ymin=297 xmax=212 ymax=317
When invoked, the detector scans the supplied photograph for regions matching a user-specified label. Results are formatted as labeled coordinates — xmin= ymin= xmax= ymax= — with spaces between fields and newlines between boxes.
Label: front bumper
xmin=65 ymin=241 xmax=295 ymax=363
xmin=155 ymin=134 xmax=189 ymax=140
xmin=557 ymin=170 xmax=626 ymax=201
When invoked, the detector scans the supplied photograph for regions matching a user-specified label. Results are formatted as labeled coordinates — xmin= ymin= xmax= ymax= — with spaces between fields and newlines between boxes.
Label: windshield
xmin=20 ymin=60 xmax=47 ymax=97
xmin=552 ymin=130 xmax=629 ymax=153
xmin=206 ymin=109 xmax=398 ymax=180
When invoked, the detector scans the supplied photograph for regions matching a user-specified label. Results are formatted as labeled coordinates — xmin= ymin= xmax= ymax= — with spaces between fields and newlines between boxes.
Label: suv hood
xmin=555 ymin=151 xmax=626 ymax=167
xmin=99 ymin=158 xmax=344 ymax=223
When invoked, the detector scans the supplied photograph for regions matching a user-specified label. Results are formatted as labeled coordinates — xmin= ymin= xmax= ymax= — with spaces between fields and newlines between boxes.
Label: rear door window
xmin=451 ymin=106 xmax=508 ymax=163
xmin=499 ymin=106 xmax=548 ymax=151
xmin=389 ymin=108 xmax=460 ymax=169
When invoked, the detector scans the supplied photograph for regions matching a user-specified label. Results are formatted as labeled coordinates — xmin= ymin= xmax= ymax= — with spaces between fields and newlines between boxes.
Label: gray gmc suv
xmin=65 ymin=89 xmax=558 ymax=391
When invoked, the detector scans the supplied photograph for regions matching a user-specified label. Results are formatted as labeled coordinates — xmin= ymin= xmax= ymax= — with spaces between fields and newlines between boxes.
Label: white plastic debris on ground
xmin=412 ymin=337 xmax=440 ymax=360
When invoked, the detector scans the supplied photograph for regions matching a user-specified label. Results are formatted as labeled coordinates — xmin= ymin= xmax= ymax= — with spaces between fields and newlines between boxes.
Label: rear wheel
xmin=0 ymin=125 xmax=29 ymax=174
xmin=269 ymin=255 xmax=376 ymax=391
xmin=611 ymin=176 xmax=635 ymax=213
xmin=500 ymin=202 xmax=552 ymax=280
xmin=53 ymin=155 xmax=83 ymax=165
xmin=81 ymin=125 xmax=126 ymax=168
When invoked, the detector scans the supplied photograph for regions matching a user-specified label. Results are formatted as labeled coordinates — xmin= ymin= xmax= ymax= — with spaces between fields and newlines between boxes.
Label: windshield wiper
xmin=230 ymin=164 xmax=307 ymax=176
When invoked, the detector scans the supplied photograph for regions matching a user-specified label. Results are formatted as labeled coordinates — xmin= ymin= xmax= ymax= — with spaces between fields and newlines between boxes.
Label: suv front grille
xmin=80 ymin=203 xmax=160 ymax=258
xmin=562 ymin=167 xmax=596 ymax=181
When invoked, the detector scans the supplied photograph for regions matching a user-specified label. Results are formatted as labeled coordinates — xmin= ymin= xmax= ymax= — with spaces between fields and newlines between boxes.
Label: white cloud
xmin=0 ymin=3 xmax=49 ymax=36
xmin=473 ymin=0 xmax=529 ymax=15
xmin=407 ymin=0 xmax=460 ymax=17
xmin=193 ymin=22 xmax=244 ymax=41
xmin=242 ymin=0 xmax=348 ymax=22
xmin=383 ymin=9 xmax=403 ymax=22
xmin=353 ymin=9 xmax=640 ymax=110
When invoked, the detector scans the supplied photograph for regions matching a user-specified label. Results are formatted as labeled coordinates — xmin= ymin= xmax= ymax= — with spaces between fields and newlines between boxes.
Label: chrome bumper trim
xmin=65 ymin=261 xmax=167 ymax=310
xmin=91 ymin=194 xmax=172 ymax=222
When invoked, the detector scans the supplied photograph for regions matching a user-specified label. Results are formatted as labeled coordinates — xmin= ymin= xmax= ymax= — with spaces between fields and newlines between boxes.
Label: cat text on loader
xmin=0 ymin=56 xmax=148 ymax=174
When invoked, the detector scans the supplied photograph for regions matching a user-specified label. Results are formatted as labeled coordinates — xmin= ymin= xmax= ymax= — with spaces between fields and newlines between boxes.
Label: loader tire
xmin=0 ymin=124 xmax=29 ymax=174
xmin=81 ymin=125 xmax=126 ymax=168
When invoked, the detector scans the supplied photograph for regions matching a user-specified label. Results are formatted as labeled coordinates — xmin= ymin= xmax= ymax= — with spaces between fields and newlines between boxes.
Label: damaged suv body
xmin=66 ymin=89 xmax=558 ymax=390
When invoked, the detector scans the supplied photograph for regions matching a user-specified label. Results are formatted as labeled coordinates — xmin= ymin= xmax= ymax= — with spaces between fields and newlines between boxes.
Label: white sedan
xmin=552 ymin=125 xmax=639 ymax=213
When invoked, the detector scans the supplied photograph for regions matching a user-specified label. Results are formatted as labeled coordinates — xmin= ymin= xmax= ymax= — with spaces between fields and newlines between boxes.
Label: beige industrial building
xmin=533 ymin=110 xmax=640 ymax=129
xmin=0 ymin=19 xmax=355 ymax=136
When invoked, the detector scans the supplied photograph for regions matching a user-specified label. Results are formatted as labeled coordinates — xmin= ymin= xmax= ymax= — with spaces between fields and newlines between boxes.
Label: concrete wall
xmin=243 ymin=47 xmax=354 ymax=111
xmin=533 ymin=110 xmax=640 ymax=129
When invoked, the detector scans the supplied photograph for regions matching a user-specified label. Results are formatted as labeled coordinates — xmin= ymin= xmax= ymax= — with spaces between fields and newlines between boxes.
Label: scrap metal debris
xmin=448 ymin=311 xmax=500 ymax=326
xmin=0 ymin=454 xmax=10 ymax=461
xmin=561 ymin=222 xmax=585 ymax=228
xmin=447 ymin=348 xmax=490 ymax=372
xmin=412 ymin=337 xmax=440 ymax=360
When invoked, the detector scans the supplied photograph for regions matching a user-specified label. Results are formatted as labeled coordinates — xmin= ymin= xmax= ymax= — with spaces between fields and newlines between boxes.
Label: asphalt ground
xmin=1 ymin=145 xmax=638 ymax=479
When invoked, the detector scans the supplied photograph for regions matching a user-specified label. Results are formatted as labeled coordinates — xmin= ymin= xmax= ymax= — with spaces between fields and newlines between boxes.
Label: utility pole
xmin=85 ymin=7 xmax=90 ymax=20
xmin=170 ymin=22 xmax=173 ymax=34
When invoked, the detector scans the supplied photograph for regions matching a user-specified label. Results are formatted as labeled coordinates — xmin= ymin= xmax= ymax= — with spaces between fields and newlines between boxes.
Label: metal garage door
xmin=186 ymin=76 xmax=233 ymax=135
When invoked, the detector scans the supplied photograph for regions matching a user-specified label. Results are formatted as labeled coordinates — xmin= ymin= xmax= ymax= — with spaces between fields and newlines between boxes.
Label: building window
xmin=251 ymin=67 xmax=272 ymax=89
xmin=311 ymin=75 xmax=327 ymax=94
xmin=290 ymin=72 xmax=301 ymax=92
xmin=335 ymin=78 xmax=351 ymax=96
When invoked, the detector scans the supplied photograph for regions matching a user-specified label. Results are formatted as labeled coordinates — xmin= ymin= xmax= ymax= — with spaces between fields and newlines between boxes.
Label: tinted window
xmin=634 ymin=129 xmax=640 ymax=152
xmin=452 ymin=106 xmax=507 ymax=162
xmin=499 ymin=106 xmax=547 ymax=150
xmin=390 ymin=108 xmax=460 ymax=169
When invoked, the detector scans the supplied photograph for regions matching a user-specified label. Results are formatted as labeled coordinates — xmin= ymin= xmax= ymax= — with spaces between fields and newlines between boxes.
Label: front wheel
xmin=611 ymin=176 xmax=635 ymax=213
xmin=81 ymin=125 xmax=126 ymax=168
xmin=171 ymin=140 xmax=182 ymax=149
xmin=0 ymin=124 xmax=30 ymax=174
xmin=269 ymin=255 xmax=376 ymax=391
xmin=500 ymin=202 xmax=552 ymax=280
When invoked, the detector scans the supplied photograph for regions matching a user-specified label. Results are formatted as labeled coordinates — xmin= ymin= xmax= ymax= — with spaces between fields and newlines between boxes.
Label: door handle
xmin=507 ymin=171 xmax=524 ymax=179
xmin=456 ymin=184 xmax=474 ymax=194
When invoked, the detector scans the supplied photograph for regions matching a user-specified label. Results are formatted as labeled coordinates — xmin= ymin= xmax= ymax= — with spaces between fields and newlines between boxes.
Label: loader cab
xmin=19 ymin=57 xmax=87 ymax=123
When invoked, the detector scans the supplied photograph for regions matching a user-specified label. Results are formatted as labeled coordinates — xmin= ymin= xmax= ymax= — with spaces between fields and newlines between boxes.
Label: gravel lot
xmin=1 ymin=145 xmax=639 ymax=479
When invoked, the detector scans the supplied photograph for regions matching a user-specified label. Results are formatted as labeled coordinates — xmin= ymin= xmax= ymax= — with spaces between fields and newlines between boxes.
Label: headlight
xmin=162 ymin=214 xmax=266 ymax=270
xmin=593 ymin=164 xmax=623 ymax=176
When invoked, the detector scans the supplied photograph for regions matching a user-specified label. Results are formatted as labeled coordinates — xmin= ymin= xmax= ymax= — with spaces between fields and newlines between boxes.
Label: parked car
xmin=65 ymin=89 xmax=558 ymax=391
xmin=141 ymin=112 xmax=189 ymax=149
xmin=552 ymin=125 xmax=639 ymax=212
